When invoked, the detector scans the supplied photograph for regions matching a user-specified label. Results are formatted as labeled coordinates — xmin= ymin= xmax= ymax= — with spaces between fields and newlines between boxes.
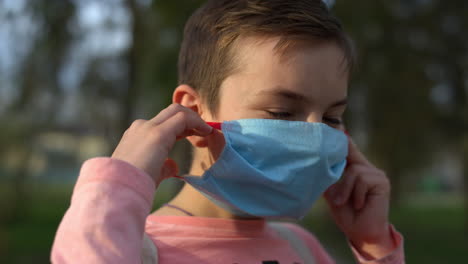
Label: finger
xmin=150 ymin=104 xmax=212 ymax=134
xmin=331 ymin=168 xmax=357 ymax=206
xmin=346 ymin=136 xmax=370 ymax=165
xmin=150 ymin=103 xmax=186 ymax=125
xmin=325 ymin=183 xmax=339 ymax=199
xmin=352 ymin=177 xmax=368 ymax=210
xmin=175 ymin=128 xmax=213 ymax=140
xmin=158 ymin=110 xmax=213 ymax=139
xmin=130 ymin=119 xmax=147 ymax=128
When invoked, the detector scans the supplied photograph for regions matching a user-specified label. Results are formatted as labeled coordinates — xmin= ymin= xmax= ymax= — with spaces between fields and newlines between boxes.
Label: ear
xmin=173 ymin=84 xmax=202 ymax=113
xmin=172 ymin=84 xmax=210 ymax=148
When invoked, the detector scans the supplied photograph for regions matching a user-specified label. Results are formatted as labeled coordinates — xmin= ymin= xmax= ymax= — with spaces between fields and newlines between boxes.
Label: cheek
xmin=215 ymin=100 xmax=245 ymax=121
xmin=215 ymin=79 xmax=253 ymax=120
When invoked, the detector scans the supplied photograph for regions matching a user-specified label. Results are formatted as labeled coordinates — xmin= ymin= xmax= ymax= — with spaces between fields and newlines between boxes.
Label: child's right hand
xmin=111 ymin=103 xmax=213 ymax=184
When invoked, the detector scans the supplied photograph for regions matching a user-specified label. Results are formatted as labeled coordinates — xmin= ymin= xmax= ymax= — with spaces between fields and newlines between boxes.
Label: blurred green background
xmin=0 ymin=0 xmax=467 ymax=263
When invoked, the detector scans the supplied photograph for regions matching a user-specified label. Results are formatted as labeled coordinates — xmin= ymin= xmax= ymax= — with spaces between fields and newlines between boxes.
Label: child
xmin=51 ymin=0 xmax=405 ymax=263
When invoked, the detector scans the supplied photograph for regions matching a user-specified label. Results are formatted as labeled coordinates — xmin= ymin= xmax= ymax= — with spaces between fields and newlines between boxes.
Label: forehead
xmin=220 ymin=36 xmax=349 ymax=107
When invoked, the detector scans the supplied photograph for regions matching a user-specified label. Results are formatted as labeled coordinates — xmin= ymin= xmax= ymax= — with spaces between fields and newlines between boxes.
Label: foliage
xmin=0 ymin=0 xmax=466 ymax=261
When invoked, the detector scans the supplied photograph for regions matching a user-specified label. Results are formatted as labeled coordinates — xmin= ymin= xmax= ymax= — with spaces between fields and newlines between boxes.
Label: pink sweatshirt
xmin=51 ymin=158 xmax=405 ymax=264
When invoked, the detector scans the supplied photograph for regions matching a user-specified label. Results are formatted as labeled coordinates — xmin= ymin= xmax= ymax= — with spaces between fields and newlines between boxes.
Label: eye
xmin=323 ymin=117 xmax=343 ymax=125
xmin=266 ymin=111 xmax=293 ymax=119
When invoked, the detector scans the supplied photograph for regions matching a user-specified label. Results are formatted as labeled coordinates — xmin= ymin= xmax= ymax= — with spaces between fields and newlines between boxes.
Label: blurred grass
xmin=302 ymin=196 xmax=468 ymax=263
xmin=0 ymin=182 xmax=466 ymax=263
xmin=0 ymin=183 xmax=73 ymax=264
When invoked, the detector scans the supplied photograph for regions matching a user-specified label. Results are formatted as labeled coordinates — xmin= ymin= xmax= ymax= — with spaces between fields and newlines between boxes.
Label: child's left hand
xmin=324 ymin=136 xmax=395 ymax=259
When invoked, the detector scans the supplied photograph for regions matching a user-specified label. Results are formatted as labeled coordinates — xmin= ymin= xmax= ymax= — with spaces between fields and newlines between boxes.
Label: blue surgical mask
xmin=182 ymin=119 xmax=348 ymax=219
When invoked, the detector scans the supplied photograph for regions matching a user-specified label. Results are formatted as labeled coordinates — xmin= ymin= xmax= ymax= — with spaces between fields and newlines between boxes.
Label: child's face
xmin=213 ymin=36 xmax=348 ymax=128
xmin=200 ymin=36 xmax=349 ymax=160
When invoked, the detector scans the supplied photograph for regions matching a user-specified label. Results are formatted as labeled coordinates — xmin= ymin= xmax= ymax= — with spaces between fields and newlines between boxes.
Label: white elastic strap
xmin=141 ymin=233 xmax=158 ymax=264
xmin=269 ymin=222 xmax=317 ymax=264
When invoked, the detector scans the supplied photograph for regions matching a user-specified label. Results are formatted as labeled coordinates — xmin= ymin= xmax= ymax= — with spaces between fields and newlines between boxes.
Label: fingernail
xmin=200 ymin=124 xmax=213 ymax=134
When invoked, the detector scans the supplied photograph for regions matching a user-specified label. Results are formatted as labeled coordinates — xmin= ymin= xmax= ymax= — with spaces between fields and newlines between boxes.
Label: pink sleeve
xmin=51 ymin=157 xmax=156 ymax=264
xmin=283 ymin=223 xmax=405 ymax=264
xmin=349 ymin=225 xmax=405 ymax=264
xmin=282 ymin=223 xmax=336 ymax=264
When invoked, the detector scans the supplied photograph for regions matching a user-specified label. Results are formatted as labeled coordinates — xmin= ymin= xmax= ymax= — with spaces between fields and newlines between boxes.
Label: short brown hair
xmin=178 ymin=0 xmax=355 ymax=114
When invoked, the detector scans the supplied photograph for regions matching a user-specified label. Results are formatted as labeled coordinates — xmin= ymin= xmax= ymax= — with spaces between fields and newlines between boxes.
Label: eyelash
xmin=266 ymin=111 xmax=293 ymax=119
xmin=323 ymin=117 xmax=342 ymax=125
xmin=266 ymin=111 xmax=343 ymax=125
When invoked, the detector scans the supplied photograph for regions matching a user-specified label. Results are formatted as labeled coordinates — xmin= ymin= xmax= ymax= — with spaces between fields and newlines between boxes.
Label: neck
xmin=169 ymin=184 xmax=236 ymax=218
xmin=163 ymin=150 xmax=259 ymax=220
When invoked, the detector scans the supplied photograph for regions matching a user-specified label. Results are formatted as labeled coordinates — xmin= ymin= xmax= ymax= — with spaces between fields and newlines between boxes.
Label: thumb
xmin=159 ymin=158 xmax=179 ymax=183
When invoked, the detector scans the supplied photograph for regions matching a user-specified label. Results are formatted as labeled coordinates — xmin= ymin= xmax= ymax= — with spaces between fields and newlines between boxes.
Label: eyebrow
xmin=257 ymin=88 xmax=348 ymax=108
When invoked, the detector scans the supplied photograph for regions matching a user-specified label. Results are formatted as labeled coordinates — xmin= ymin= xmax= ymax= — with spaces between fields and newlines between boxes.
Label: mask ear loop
xmin=206 ymin=122 xmax=222 ymax=130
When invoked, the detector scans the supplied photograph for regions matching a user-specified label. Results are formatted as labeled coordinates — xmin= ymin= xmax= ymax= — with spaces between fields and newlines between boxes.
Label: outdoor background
xmin=0 ymin=0 xmax=467 ymax=263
